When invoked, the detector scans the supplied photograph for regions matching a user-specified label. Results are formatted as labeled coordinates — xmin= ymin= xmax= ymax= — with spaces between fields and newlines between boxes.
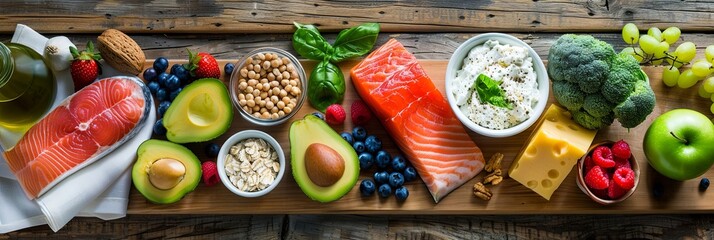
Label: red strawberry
xmin=201 ymin=161 xmax=220 ymax=187
xmin=592 ymin=146 xmax=615 ymax=169
xmin=613 ymin=167 xmax=636 ymax=190
xmin=351 ymin=100 xmax=373 ymax=125
xmin=608 ymin=179 xmax=628 ymax=199
xmin=69 ymin=41 xmax=102 ymax=90
xmin=185 ymin=49 xmax=220 ymax=79
xmin=611 ymin=140 xmax=632 ymax=160
xmin=585 ymin=166 xmax=609 ymax=190
xmin=325 ymin=104 xmax=346 ymax=125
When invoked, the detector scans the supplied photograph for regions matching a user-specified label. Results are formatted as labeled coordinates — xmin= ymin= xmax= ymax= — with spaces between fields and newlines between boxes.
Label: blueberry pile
xmin=144 ymin=57 xmax=194 ymax=135
xmin=344 ymin=126 xmax=418 ymax=201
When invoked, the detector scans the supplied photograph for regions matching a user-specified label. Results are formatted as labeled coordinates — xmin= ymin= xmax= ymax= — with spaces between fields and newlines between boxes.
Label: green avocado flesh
xmin=132 ymin=139 xmax=202 ymax=204
xmin=164 ymin=78 xmax=233 ymax=143
xmin=290 ymin=115 xmax=359 ymax=202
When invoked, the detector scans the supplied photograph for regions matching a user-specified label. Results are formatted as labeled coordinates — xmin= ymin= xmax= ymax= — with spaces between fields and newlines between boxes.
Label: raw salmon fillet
xmin=351 ymin=39 xmax=485 ymax=202
xmin=3 ymin=77 xmax=148 ymax=199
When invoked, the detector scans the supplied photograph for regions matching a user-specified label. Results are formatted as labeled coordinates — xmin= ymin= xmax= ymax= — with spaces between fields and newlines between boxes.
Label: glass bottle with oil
xmin=0 ymin=42 xmax=55 ymax=131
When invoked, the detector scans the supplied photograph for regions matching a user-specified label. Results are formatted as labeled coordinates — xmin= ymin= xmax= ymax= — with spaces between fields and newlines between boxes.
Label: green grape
xmin=674 ymin=42 xmax=697 ymax=63
xmin=699 ymin=84 xmax=713 ymax=98
xmin=662 ymin=66 xmax=680 ymax=87
xmin=706 ymin=45 xmax=714 ymax=62
xmin=692 ymin=60 xmax=713 ymax=77
xmin=662 ymin=27 xmax=681 ymax=45
xmin=639 ymin=35 xmax=660 ymax=54
xmin=620 ymin=47 xmax=645 ymax=63
xmin=651 ymin=42 xmax=670 ymax=65
xmin=711 ymin=93 xmax=714 ymax=102
xmin=711 ymin=103 xmax=714 ymax=115
xmin=677 ymin=69 xmax=701 ymax=88
xmin=704 ymin=76 xmax=714 ymax=93
xmin=622 ymin=23 xmax=639 ymax=44
xmin=647 ymin=27 xmax=663 ymax=42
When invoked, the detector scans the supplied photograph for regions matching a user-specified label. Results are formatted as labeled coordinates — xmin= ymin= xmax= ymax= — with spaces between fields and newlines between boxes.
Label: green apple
xmin=644 ymin=109 xmax=714 ymax=181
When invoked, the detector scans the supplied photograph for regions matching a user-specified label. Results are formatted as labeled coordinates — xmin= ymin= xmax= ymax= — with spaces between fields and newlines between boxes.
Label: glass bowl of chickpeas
xmin=230 ymin=48 xmax=307 ymax=126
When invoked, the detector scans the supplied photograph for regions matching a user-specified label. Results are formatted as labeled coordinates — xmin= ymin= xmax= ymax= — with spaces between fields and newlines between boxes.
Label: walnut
xmin=473 ymin=182 xmax=492 ymax=201
xmin=485 ymin=152 xmax=503 ymax=173
xmin=484 ymin=169 xmax=503 ymax=185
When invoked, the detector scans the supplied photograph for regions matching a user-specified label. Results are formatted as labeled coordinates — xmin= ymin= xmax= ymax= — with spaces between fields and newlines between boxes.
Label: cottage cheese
xmin=451 ymin=40 xmax=539 ymax=130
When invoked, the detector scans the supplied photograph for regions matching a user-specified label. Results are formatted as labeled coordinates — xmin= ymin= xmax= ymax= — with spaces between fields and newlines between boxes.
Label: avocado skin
xmin=290 ymin=115 xmax=360 ymax=203
xmin=132 ymin=139 xmax=202 ymax=204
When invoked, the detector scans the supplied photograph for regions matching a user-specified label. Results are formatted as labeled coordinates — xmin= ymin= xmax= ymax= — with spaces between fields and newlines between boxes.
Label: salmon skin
xmin=350 ymin=39 xmax=485 ymax=203
xmin=3 ymin=76 xmax=150 ymax=199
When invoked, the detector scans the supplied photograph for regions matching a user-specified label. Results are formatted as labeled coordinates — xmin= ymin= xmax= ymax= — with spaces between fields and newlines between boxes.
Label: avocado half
xmin=163 ymin=78 xmax=233 ymax=143
xmin=290 ymin=114 xmax=359 ymax=202
xmin=132 ymin=139 xmax=202 ymax=204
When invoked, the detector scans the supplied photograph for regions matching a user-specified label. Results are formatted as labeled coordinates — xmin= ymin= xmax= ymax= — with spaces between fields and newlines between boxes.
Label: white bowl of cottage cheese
xmin=445 ymin=33 xmax=549 ymax=138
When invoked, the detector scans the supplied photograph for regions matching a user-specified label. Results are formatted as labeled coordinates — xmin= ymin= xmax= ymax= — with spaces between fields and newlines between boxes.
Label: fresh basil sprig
xmin=292 ymin=22 xmax=380 ymax=112
xmin=474 ymin=74 xmax=513 ymax=109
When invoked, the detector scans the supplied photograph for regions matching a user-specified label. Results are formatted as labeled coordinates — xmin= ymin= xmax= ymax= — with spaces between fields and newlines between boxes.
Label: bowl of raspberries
xmin=576 ymin=140 xmax=639 ymax=205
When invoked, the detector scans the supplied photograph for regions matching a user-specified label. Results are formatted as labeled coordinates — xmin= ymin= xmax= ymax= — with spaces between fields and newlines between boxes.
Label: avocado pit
xmin=148 ymin=158 xmax=186 ymax=190
xmin=305 ymin=143 xmax=345 ymax=187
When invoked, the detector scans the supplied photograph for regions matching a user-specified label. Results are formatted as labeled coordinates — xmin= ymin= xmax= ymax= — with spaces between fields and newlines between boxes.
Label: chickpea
xmin=260 ymin=108 xmax=267 ymax=114
xmin=282 ymin=97 xmax=291 ymax=104
xmin=247 ymin=64 xmax=253 ymax=71
xmin=272 ymin=87 xmax=280 ymax=96
xmin=280 ymin=89 xmax=288 ymax=97
xmin=243 ymin=106 xmax=250 ymax=112
xmin=253 ymin=112 xmax=261 ymax=118
xmin=273 ymin=68 xmax=281 ymax=78
xmin=259 ymin=70 xmax=266 ymax=77
xmin=271 ymin=59 xmax=280 ymax=68
xmin=253 ymin=106 xmax=260 ymax=112
xmin=262 ymin=61 xmax=271 ymax=71
xmin=285 ymin=85 xmax=293 ymax=92
xmin=239 ymin=99 xmax=247 ymax=106
xmin=289 ymin=80 xmax=298 ymax=87
xmin=261 ymin=112 xmax=271 ymax=119
xmin=266 ymin=101 xmax=274 ymax=110
xmin=240 ymin=68 xmax=248 ymax=78
xmin=281 ymin=57 xmax=290 ymax=65
xmin=260 ymin=92 xmax=268 ymax=99
xmin=259 ymin=100 xmax=266 ymax=107
xmin=271 ymin=80 xmax=279 ymax=88
xmin=253 ymin=64 xmax=261 ymax=73
xmin=246 ymin=93 xmax=254 ymax=101
xmin=253 ymin=89 xmax=260 ymax=97
xmin=271 ymin=113 xmax=280 ymax=119
xmin=281 ymin=79 xmax=289 ymax=87
xmin=277 ymin=101 xmax=285 ymax=109
xmin=271 ymin=107 xmax=279 ymax=113
xmin=238 ymin=93 xmax=245 ymax=100
xmin=255 ymin=83 xmax=263 ymax=90
xmin=238 ymin=81 xmax=248 ymax=90
xmin=284 ymin=106 xmax=293 ymax=114
xmin=267 ymin=73 xmax=276 ymax=81
xmin=257 ymin=53 xmax=265 ymax=60
xmin=248 ymin=71 xmax=256 ymax=80
xmin=287 ymin=64 xmax=295 ymax=72
xmin=246 ymin=99 xmax=255 ymax=107
xmin=260 ymin=78 xmax=268 ymax=84
xmin=278 ymin=111 xmax=285 ymax=117
xmin=291 ymin=87 xmax=300 ymax=96
xmin=255 ymin=96 xmax=262 ymax=104
xmin=262 ymin=83 xmax=270 ymax=90
xmin=271 ymin=95 xmax=279 ymax=103
xmin=247 ymin=79 xmax=257 ymax=87
xmin=279 ymin=65 xmax=286 ymax=72
xmin=246 ymin=86 xmax=254 ymax=93
xmin=282 ymin=71 xmax=290 ymax=80
xmin=265 ymin=53 xmax=273 ymax=61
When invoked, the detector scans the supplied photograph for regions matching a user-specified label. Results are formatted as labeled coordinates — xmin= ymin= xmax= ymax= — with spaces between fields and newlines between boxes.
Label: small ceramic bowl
xmin=576 ymin=141 xmax=640 ymax=205
xmin=229 ymin=47 xmax=307 ymax=126
xmin=217 ymin=130 xmax=286 ymax=198
xmin=445 ymin=33 xmax=549 ymax=138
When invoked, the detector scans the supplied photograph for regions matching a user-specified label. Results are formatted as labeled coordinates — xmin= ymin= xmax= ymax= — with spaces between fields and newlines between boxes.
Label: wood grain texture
xmin=0 ymin=0 xmax=714 ymax=34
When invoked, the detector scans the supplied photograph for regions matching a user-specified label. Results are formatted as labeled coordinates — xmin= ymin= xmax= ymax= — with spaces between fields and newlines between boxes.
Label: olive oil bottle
xmin=0 ymin=42 xmax=55 ymax=130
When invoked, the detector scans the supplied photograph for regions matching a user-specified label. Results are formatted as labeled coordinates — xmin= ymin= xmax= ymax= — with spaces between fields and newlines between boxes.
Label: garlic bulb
xmin=44 ymin=36 xmax=75 ymax=71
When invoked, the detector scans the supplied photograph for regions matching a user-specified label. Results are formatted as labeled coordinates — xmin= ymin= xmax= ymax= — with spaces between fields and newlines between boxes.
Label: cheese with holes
xmin=508 ymin=104 xmax=597 ymax=200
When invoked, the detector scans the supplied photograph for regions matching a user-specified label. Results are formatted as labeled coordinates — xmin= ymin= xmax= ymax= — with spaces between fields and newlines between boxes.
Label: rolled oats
xmin=224 ymin=138 xmax=280 ymax=192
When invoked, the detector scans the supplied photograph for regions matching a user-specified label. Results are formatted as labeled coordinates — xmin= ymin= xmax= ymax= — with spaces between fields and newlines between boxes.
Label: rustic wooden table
xmin=3 ymin=1 xmax=714 ymax=239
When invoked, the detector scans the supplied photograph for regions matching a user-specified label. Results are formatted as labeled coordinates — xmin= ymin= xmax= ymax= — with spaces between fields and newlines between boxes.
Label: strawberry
xmin=201 ymin=161 xmax=220 ymax=187
xmin=325 ymin=104 xmax=346 ymax=125
xmin=351 ymin=100 xmax=373 ymax=125
xmin=69 ymin=41 xmax=102 ymax=90
xmin=184 ymin=49 xmax=220 ymax=80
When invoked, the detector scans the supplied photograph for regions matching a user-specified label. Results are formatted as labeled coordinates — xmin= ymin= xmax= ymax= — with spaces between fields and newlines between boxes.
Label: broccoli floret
xmin=572 ymin=109 xmax=604 ymax=130
xmin=552 ymin=81 xmax=584 ymax=112
xmin=583 ymin=93 xmax=614 ymax=118
xmin=614 ymin=80 xmax=656 ymax=128
xmin=547 ymin=34 xmax=615 ymax=93
xmin=601 ymin=54 xmax=644 ymax=103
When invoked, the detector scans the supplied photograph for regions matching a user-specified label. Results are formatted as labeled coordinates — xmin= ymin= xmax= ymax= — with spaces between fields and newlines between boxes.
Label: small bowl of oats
xmin=217 ymin=130 xmax=286 ymax=198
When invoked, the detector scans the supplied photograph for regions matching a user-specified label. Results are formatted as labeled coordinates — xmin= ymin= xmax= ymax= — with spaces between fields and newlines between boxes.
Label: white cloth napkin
xmin=0 ymin=24 xmax=154 ymax=233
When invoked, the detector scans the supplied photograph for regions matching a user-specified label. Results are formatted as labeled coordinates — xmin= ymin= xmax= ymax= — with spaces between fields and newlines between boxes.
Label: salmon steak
xmin=350 ymin=39 xmax=485 ymax=202
xmin=3 ymin=77 xmax=149 ymax=199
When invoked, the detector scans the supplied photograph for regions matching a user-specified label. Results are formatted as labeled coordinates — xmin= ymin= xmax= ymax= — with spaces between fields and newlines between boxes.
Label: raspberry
xmin=584 ymin=156 xmax=595 ymax=174
xmin=614 ymin=158 xmax=631 ymax=170
xmin=325 ymin=104 xmax=346 ymax=125
xmin=613 ymin=167 xmax=635 ymax=190
xmin=590 ymin=186 xmax=609 ymax=199
xmin=585 ymin=166 xmax=609 ymax=190
xmin=592 ymin=146 xmax=615 ymax=168
xmin=201 ymin=161 xmax=220 ymax=187
xmin=611 ymin=140 xmax=631 ymax=160
xmin=608 ymin=179 xmax=628 ymax=199
xmin=351 ymin=100 xmax=372 ymax=125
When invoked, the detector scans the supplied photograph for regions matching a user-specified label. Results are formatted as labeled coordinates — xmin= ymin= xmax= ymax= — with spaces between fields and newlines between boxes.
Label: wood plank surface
xmin=125 ymin=58 xmax=712 ymax=214
xmin=1 ymin=0 xmax=714 ymax=34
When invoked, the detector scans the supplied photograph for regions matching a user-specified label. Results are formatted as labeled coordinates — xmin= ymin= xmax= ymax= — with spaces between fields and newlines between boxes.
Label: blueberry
xmin=378 ymin=183 xmax=392 ymax=198
xmin=340 ymin=132 xmax=353 ymax=145
xmin=147 ymin=81 xmax=160 ymax=94
xmin=170 ymin=64 xmax=190 ymax=84
xmin=156 ymin=88 xmax=168 ymax=102
xmin=311 ymin=111 xmax=325 ymax=121
xmin=143 ymin=68 xmax=158 ymax=81
xmin=373 ymin=171 xmax=389 ymax=184
xmin=364 ymin=135 xmax=382 ymax=153
xmin=394 ymin=186 xmax=409 ymax=201
xmin=360 ymin=179 xmax=376 ymax=196
xmin=391 ymin=155 xmax=407 ymax=172
xmin=358 ymin=152 xmax=374 ymax=170
xmin=700 ymin=178 xmax=710 ymax=191
xmin=157 ymin=72 xmax=170 ymax=87
xmin=224 ymin=63 xmax=235 ymax=76
xmin=152 ymin=119 xmax=166 ymax=135
xmin=170 ymin=87 xmax=182 ymax=101
xmin=389 ymin=172 xmax=405 ymax=188
xmin=205 ymin=143 xmax=220 ymax=158
xmin=158 ymin=101 xmax=171 ymax=117
xmin=375 ymin=150 xmax=391 ymax=169
xmin=403 ymin=166 xmax=418 ymax=182
xmin=153 ymin=57 xmax=169 ymax=72
xmin=165 ymin=75 xmax=181 ymax=91
xmin=352 ymin=126 xmax=367 ymax=141
xmin=353 ymin=141 xmax=366 ymax=154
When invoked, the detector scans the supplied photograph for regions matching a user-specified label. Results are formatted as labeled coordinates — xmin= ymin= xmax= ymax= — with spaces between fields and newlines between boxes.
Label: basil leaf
xmin=474 ymin=74 xmax=513 ymax=109
xmin=307 ymin=61 xmax=346 ymax=112
xmin=292 ymin=22 xmax=333 ymax=61
xmin=329 ymin=23 xmax=380 ymax=63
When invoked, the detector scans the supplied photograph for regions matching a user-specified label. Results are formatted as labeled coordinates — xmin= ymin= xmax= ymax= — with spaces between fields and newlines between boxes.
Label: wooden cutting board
xmin=127 ymin=59 xmax=714 ymax=214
